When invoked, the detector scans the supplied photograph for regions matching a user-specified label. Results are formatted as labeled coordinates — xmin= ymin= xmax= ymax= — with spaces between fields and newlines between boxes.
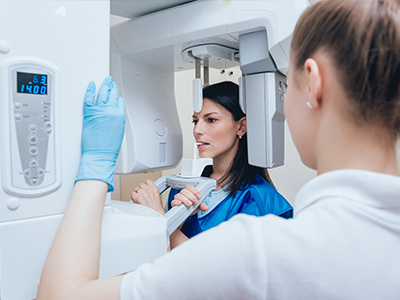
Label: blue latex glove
xmin=75 ymin=76 xmax=125 ymax=192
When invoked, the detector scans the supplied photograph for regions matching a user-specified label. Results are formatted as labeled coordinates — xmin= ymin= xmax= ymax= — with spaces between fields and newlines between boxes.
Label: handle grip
xmin=154 ymin=175 xmax=216 ymax=236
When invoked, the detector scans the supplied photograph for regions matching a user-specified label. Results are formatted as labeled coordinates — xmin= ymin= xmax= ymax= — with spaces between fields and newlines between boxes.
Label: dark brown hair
xmin=201 ymin=82 xmax=275 ymax=195
xmin=291 ymin=0 xmax=400 ymax=138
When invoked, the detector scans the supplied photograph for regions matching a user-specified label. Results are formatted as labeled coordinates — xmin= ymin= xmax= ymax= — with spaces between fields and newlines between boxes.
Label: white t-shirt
xmin=121 ymin=169 xmax=400 ymax=299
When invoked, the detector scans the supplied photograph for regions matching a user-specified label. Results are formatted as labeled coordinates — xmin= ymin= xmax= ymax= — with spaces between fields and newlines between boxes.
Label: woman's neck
xmin=316 ymin=116 xmax=400 ymax=176
xmin=209 ymin=148 xmax=237 ymax=190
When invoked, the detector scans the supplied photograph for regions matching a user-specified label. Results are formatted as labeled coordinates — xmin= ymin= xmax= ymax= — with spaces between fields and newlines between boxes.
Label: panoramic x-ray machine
xmin=0 ymin=0 xmax=308 ymax=299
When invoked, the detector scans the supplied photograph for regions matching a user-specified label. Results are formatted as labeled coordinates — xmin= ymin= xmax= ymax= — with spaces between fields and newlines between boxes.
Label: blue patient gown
xmin=167 ymin=173 xmax=293 ymax=238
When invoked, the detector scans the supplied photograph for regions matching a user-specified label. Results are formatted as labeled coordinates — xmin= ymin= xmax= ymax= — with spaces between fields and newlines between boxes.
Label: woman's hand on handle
xmin=131 ymin=180 xmax=165 ymax=215
xmin=171 ymin=184 xmax=208 ymax=215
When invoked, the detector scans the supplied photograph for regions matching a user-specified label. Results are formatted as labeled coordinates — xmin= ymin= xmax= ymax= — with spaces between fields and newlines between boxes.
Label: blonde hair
xmin=291 ymin=0 xmax=400 ymax=139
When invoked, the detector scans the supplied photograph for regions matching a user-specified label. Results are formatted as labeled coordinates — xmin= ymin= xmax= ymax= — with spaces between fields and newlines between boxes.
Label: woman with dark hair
xmin=131 ymin=81 xmax=292 ymax=248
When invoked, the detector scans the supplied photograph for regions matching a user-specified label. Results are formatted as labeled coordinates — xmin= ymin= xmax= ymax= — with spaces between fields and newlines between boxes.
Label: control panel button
xmin=44 ymin=122 xmax=52 ymax=129
xmin=23 ymin=169 xmax=31 ymax=177
xmin=28 ymin=135 xmax=38 ymax=144
xmin=38 ymin=168 xmax=45 ymax=177
xmin=29 ymin=160 xmax=39 ymax=168
xmin=29 ymin=146 xmax=38 ymax=155
xmin=14 ymin=113 xmax=22 ymax=122
xmin=30 ymin=178 xmax=39 ymax=186
xmin=29 ymin=124 xmax=38 ymax=132
xmin=14 ymin=102 xmax=22 ymax=110
xmin=45 ymin=128 xmax=52 ymax=135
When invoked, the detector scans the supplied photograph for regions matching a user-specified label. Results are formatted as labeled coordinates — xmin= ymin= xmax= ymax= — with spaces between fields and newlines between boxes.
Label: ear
xmin=237 ymin=116 xmax=247 ymax=136
xmin=304 ymin=58 xmax=323 ymax=108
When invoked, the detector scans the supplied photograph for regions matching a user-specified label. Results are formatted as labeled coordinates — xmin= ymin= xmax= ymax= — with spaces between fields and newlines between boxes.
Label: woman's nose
xmin=193 ymin=121 xmax=204 ymax=136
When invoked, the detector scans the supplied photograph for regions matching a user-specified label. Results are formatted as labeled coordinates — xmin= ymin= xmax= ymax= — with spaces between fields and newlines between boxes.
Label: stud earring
xmin=306 ymin=101 xmax=313 ymax=109
xmin=238 ymin=135 xmax=242 ymax=139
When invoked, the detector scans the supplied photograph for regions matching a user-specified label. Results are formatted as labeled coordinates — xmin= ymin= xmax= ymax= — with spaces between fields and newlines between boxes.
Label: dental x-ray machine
xmin=0 ymin=0 xmax=307 ymax=299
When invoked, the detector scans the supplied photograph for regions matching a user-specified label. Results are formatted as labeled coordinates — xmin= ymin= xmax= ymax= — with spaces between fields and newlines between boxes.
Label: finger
xmin=171 ymin=199 xmax=183 ymax=207
xmin=146 ymin=179 xmax=160 ymax=194
xmin=84 ymin=81 xmax=96 ymax=107
xmin=118 ymin=96 xmax=126 ymax=113
xmin=131 ymin=192 xmax=139 ymax=203
xmin=184 ymin=184 xmax=201 ymax=199
xmin=96 ymin=76 xmax=112 ymax=106
xmin=139 ymin=182 xmax=151 ymax=191
xmin=199 ymin=202 xmax=208 ymax=211
xmin=108 ymin=82 xmax=119 ymax=106
xmin=192 ymin=203 xmax=208 ymax=215
xmin=174 ymin=193 xmax=193 ymax=206
xmin=179 ymin=188 xmax=199 ymax=205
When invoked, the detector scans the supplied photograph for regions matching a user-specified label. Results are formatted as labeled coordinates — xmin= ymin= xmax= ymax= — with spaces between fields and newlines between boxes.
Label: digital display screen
xmin=17 ymin=72 xmax=47 ymax=95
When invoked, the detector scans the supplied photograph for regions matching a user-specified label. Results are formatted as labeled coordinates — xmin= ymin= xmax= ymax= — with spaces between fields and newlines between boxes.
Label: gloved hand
xmin=75 ymin=76 xmax=125 ymax=192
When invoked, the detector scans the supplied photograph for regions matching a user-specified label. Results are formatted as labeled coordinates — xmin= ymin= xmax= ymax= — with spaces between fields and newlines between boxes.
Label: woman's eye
xmin=192 ymin=120 xmax=198 ymax=125
xmin=208 ymin=118 xmax=216 ymax=123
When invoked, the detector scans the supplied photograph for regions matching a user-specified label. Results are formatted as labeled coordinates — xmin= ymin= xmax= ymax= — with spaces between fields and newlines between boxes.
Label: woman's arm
xmin=131 ymin=183 xmax=206 ymax=249
xmin=169 ymin=185 xmax=206 ymax=249
xmin=37 ymin=76 xmax=125 ymax=300
xmin=37 ymin=181 xmax=123 ymax=300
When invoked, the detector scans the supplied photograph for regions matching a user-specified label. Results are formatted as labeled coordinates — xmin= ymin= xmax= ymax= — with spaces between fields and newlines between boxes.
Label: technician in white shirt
xmin=37 ymin=0 xmax=400 ymax=299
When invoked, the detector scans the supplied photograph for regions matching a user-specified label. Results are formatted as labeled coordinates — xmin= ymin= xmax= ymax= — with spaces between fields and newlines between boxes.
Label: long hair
xmin=201 ymin=81 xmax=276 ymax=195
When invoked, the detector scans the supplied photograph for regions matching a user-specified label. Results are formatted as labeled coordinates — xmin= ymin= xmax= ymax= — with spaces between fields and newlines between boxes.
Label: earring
xmin=306 ymin=101 xmax=313 ymax=109
xmin=238 ymin=135 xmax=242 ymax=139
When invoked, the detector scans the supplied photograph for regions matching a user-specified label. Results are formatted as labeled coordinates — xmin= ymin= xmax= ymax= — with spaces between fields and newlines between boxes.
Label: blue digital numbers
xmin=17 ymin=72 xmax=48 ymax=95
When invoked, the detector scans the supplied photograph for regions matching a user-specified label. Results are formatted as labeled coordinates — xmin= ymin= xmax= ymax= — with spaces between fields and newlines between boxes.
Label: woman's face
xmin=193 ymin=98 xmax=240 ymax=162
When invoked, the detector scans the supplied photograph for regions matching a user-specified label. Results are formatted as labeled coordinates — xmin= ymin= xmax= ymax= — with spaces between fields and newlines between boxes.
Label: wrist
xmin=75 ymin=152 xmax=118 ymax=192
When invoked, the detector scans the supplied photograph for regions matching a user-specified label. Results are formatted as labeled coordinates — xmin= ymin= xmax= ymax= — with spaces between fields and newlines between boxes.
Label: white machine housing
xmin=111 ymin=0 xmax=308 ymax=170
xmin=0 ymin=2 xmax=167 ymax=299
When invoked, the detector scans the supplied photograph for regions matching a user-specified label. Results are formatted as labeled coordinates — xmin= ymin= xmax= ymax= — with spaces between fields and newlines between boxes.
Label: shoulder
xmin=239 ymin=174 xmax=292 ymax=216
xmin=241 ymin=173 xmax=283 ymax=199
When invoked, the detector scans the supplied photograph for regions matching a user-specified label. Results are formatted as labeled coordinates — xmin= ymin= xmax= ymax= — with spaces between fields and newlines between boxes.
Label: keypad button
xmin=28 ymin=135 xmax=38 ymax=144
xmin=14 ymin=102 xmax=22 ymax=110
xmin=29 ymin=124 xmax=38 ymax=132
xmin=23 ymin=169 xmax=31 ymax=177
xmin=29 ymin=160 xmax=39 ymax=168
xmin=30 ymin=178 xmax=39 ymax=186
xmin=45 ymin=128 xmax=52 ymax=135
xmin=44 ymin=122 xmax=52 ymax=129
xmin=29 ymin=146 xmax=38 ymax=155
xmin=38 ymin=168 xmax=45 ymax=177
xmin=14 ymin=114 xmax=22 ymax=122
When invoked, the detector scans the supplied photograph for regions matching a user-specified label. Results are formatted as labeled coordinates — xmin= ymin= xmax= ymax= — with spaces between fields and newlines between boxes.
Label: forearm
xmin=38 ymin=180 xmax=108 ymax=299
xmin=170 ymin=228 xmax=189 ymax=249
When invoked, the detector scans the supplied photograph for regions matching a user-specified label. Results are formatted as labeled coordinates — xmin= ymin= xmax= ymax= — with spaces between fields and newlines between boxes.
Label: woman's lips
xmin=197 ymin=142 xmax=209 ymax=149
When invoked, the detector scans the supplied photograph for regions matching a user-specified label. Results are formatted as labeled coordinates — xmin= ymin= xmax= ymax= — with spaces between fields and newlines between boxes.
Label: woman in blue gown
xmin=132 ymin=81 xmax=292 ymax=248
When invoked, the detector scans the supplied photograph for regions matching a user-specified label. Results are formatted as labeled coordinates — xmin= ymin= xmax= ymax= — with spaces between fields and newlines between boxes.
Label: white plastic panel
xmin=111 ymin=0 xmax=308 ymax=171
xmin=0 ymin=2 xmax=168 ymax=300
xmin=0 ymin=1 xmax=109 ymax=222
xmin=112 ymin=54 xmax=183 ymax=174
xmin=246 ymin=72 xmax=286 ymax=168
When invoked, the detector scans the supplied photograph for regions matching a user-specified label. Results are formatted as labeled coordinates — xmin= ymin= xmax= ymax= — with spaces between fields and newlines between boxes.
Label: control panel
xmin=8 ymin=64 xmax=57 ymax=192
